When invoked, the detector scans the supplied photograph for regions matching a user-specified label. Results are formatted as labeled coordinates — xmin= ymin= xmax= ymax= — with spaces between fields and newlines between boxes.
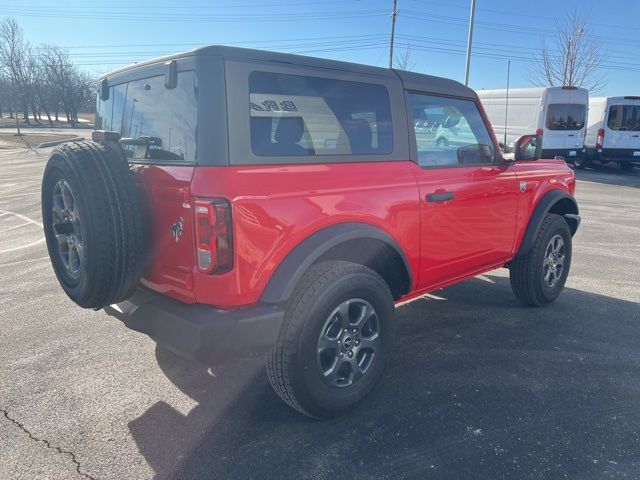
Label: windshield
xmin=607 ymin=104 xmax=640 ymax=131
xmin=546 ymin=103 xmax=586 ymax=131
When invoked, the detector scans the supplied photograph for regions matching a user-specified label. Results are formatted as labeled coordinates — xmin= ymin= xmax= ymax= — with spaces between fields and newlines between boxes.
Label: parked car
xmin=41 ymin=46 xmax=581 ymax=419
xmin=434 ymin=114 xmax=478 ymax=147
xmin=584 ymin=96 xmax=640 ymax=170
xmin=477 ymin=86 xmax=589 ymax=164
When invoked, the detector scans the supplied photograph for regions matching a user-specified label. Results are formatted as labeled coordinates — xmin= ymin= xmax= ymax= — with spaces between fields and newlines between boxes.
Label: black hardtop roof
xmin=100 ymin=45 xmax=476 ymax=99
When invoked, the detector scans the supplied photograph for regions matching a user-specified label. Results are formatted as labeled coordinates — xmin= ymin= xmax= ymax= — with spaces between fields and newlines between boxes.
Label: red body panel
xmin=511 ymin=160 xmax=576 ymax=253
xmin=412 ymin=164 xmax=519 ymax=287
xmin=135 ymin=156 xmax=575 ymax=309
xmin=189 ymin=161 xmax=421 ymax=308
xmin=132 ymin=164 xmax=197 ymax=303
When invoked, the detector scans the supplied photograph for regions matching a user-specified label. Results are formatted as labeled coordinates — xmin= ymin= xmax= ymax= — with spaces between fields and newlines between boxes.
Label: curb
xmin=37 ymin=136 xmax=85 ymax=148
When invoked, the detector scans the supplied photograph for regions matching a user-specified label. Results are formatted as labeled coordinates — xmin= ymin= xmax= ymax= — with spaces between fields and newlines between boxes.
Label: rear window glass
xmin=249 ymin=71 xmax=393 ymax=157
xmin=545 ymin=103 xmax=586 ymax=131
xmin=96 ymin=71 xmax=198 ymax=163
xmin=607 ymin=105 xmax=640 ymax=131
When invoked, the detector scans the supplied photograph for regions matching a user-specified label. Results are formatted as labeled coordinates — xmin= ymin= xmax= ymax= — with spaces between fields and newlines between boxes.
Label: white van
xmin=585 ymin=96 xmax=640 ymax=170
xmin=477 ymin=86 xmax=588 ymax=163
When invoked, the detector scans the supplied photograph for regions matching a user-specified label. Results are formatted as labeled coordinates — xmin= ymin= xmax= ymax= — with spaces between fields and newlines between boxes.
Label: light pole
xmin=389 ymin=0 xmax=398 ymax=68
xmin=464 ymin=0 xmax=477 ymax=86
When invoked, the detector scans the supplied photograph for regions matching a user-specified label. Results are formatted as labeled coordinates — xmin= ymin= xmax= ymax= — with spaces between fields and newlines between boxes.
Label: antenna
xmin=504 ymin=59 xmax=511 ymax=149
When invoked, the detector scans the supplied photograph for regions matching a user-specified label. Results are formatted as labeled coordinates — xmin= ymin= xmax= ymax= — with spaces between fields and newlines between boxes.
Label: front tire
xmin=571 ymin=155 xmax=587 ymax=169
xmin=509 ymin=214 xmax=572 ymax=307
xmin=266 ymin=261 xmax=395 ymax=419
xmin=620 ymin=162 xmax=635 ymax=171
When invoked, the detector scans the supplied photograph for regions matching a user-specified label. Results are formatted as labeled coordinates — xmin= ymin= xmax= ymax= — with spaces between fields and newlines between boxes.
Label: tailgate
xmin=132 ymin=164 xmax=196 ymax=303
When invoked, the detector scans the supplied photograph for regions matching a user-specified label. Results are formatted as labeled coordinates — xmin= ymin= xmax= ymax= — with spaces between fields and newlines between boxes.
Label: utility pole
xmin=389 ymin=0 xmax=398 ymax=68
xmin=504 ymin=59 xmax=511 ymax=149
xmin=464 ymin=0 xmax=477 ymax=86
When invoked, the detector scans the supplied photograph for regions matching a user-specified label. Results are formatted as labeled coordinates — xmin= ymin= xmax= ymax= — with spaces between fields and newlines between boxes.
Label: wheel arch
xmin=260 ymin=222 xmax=413 ymax=304
xmin=516 ymin=189 xmax=580 ymax=258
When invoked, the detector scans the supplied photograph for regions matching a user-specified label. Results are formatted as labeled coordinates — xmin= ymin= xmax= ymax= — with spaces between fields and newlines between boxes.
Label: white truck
xmin=585 ymin=96 xmax=640 ymax=171
xmin=477 ymin=86 xmax=588 ymax=164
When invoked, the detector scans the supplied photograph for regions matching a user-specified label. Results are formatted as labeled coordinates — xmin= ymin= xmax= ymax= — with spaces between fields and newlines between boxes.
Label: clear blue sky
xmin=4 ymin=0 xmax=639 ymax=96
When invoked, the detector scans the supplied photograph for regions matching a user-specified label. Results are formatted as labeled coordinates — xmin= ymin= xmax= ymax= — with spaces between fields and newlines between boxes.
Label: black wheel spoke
xmin=348 ymin=358 xmax=364 ymax=384
xmin=359 ymin=334 xmax=378 ymax=350
xmin=317 ymin=335 xmax=339 ymax=351
xmin=352 ymin=302 xmax=373 ymax=330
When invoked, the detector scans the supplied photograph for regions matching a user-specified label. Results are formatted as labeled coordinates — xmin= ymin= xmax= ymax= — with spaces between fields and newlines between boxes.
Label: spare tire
xmin=41 ymin=141 xmax=145 ymax=309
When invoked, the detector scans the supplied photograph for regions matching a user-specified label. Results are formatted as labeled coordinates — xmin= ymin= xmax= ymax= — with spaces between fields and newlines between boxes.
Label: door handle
xmin=426 ymin=191 xmax=454 ymax=202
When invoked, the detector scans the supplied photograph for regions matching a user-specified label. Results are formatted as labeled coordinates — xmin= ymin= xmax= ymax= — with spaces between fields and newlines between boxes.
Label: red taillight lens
xmin=596 ymin=128 xmax=605 ymax=150
xmin=536 ymin=128 xmax=544 ymax=137
xmin=193 ymin=199 xmax=233 ymax=274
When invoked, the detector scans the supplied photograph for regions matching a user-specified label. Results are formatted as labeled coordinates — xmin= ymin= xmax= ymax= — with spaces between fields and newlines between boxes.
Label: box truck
xmin=477 ymin=86 xmax=588 ymax=163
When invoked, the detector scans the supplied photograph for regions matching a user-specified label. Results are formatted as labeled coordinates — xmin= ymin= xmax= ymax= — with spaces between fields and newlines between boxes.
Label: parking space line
xmin=0 ymin=256 xmax=49 ymax=268
xmin=0 ymin=237 xmax=45 ymax=254
xmin=0 ymin=209 xmax=45 ymax=254
xmin=0 ymin=209 xmax=43 ymax=228
xmin=3 ymin=222 xmax=35 ymax=233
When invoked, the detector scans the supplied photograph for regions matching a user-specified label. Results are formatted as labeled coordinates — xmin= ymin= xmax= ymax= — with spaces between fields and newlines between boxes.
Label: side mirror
xmin=514 ymin=134 xmax=542 ymax=161
xmin=164 ymin=60 xmax=177 ymax=89
xmin=99 ymin=78 xmax=109 ymax=101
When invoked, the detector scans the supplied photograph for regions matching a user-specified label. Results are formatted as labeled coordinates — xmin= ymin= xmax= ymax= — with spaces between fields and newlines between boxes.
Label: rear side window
xmin=546 ymin=103 xmax=586 ymax=131
xmin=96 ymin=71 xmax=198 ymax=164
xmin=249 ymin=71 xmax=393 ymax=157
xmin=607 ymin=105 xmax=640 ymax=131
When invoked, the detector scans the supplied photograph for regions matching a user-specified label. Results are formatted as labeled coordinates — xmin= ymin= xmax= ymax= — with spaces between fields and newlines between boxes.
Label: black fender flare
xmin=260 ymin=222 xmax=413 ymax=305
xmin=516 ymin=189 xmax=580 ymax=257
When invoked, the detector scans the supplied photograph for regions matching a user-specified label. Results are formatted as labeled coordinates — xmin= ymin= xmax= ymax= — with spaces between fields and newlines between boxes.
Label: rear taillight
xmin=193 ymin=199 xmax=233 ymax=274
xmin=596 ymin=128 xmax=605 ymax=150
xmin=536 ymin=128 xmax=544 ymax=137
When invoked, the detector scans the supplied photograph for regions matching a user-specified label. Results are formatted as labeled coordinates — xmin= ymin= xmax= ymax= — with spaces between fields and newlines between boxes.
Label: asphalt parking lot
xmin=1 ymin=147 xmax=639 ymax=480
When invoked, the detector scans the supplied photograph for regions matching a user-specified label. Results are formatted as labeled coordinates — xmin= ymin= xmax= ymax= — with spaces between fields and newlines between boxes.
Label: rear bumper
xmin=593 ymin=148 xmax=640 ymax=163
xmin=541 ymin=148 xmax=585 ymax=161
xmin=104 ymin=287 xmax=284 ymax=365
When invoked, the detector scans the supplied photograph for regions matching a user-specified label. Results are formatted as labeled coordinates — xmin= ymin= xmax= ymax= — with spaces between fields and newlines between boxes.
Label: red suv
xmin=41 ymin=46 xmax=580 ymax=418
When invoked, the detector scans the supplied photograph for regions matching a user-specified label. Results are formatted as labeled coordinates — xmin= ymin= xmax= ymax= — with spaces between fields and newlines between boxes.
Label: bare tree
xmin=38 ymin=44 xmax=94 ymax=126
xmin=0 ymin=18 xmax=32 ymax=124
xmin=531 ymin=12 xmax=607 ymax=92
xmin=394 ymin=45 xmax=416 ymax=71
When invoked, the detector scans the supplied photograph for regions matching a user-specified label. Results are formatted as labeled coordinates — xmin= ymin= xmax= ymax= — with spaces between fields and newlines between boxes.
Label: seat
xmin=342 ymin=118 xmax=373 ymax=154
xmin=250 ymin=117 xmax=274 ymax=156
xmin=272 ymin=117 xmax=308 ymax=156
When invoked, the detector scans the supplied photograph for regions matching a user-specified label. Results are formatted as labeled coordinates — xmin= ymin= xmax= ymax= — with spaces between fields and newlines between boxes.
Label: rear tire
xmin=435 ymin=137 xmax=448 ymax=147
xmin=266 ymin=261 xmax=395 ymax=419
xmin=42 ymin=141 xmax=145 ymax=309
xmin=509 ymin=214 xmax=572 ymax=307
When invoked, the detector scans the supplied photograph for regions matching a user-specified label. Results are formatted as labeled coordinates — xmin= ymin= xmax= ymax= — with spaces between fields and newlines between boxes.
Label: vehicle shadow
xmin=574 ymin=163 xmax=640 ymax=188
xmin=129 ymin=275 xmax=640 ymax=479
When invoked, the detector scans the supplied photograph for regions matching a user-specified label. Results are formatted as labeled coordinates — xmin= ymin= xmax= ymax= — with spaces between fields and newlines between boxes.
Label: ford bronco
xmin=41 ymin=46 xmax=580 ymax=418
